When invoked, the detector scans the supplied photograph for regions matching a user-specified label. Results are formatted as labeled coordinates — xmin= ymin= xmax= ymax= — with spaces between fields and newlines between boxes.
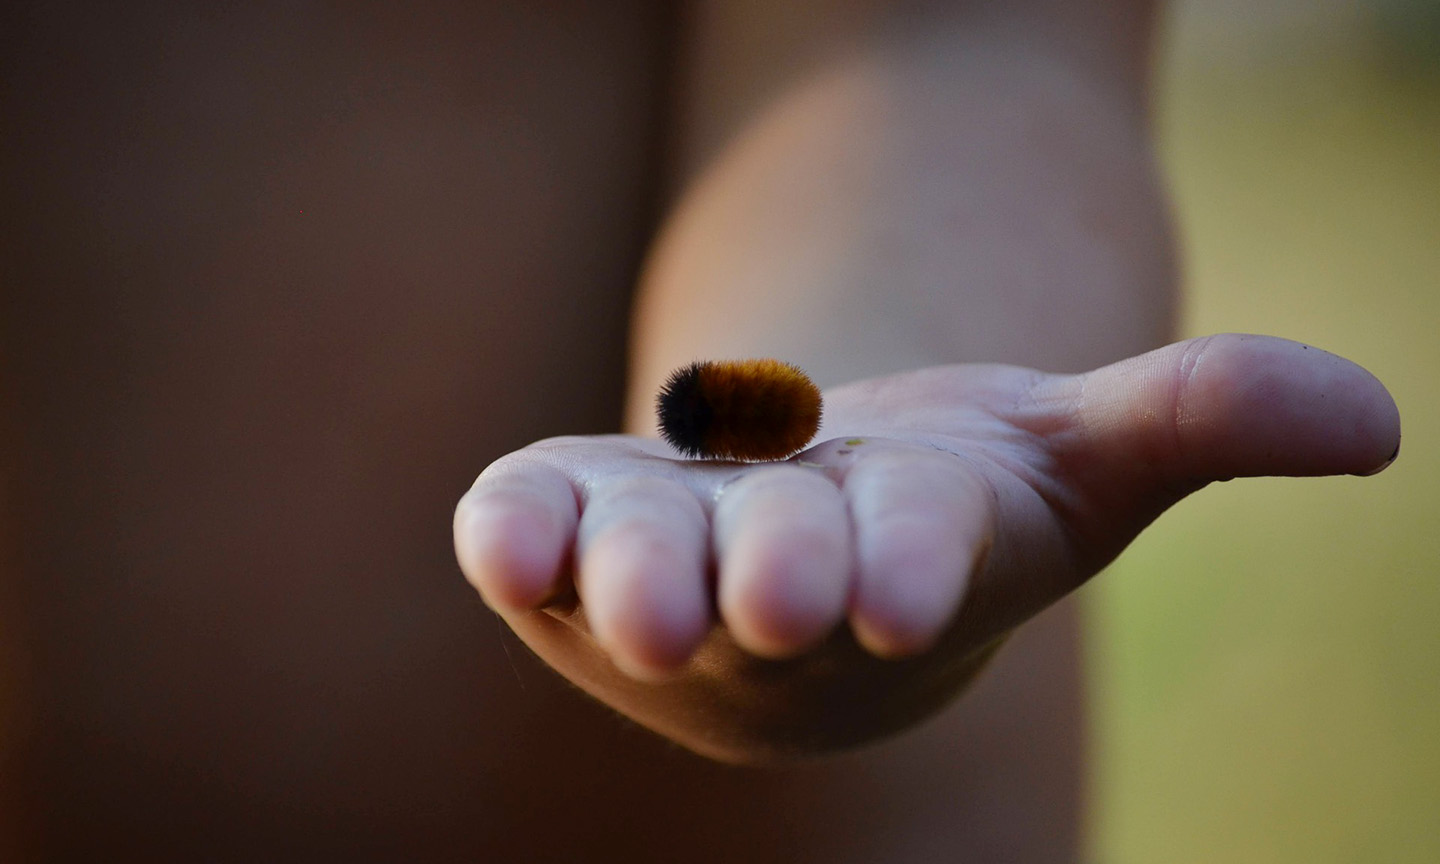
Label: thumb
xmin=1035 ymin=334 xmax=1400 ymax=558
xmin=1069 ymin=333 xmax=1400 ymax=481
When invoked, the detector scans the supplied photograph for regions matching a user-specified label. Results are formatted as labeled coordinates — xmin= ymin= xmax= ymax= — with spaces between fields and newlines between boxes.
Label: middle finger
xmin=712 ymin=465 xmax=853 ymax=659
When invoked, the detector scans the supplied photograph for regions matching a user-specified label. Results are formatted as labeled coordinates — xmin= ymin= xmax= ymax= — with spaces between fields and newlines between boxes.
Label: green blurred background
xmin=1086 ymin=1 xmax=1440 ymax=861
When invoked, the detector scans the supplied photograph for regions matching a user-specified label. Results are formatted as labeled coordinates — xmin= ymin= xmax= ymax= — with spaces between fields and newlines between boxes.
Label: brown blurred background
xmin=2 ymin=1 xmax=1437 ymax=862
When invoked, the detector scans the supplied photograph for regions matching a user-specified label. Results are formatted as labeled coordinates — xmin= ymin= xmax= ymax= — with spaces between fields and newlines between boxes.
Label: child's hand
xmin=454 ymin=335 xmax=1398 ymax=759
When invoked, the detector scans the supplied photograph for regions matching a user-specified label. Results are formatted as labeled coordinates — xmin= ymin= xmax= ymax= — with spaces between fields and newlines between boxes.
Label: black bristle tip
xmin=656 ymin=361 xmax=714 ymax=458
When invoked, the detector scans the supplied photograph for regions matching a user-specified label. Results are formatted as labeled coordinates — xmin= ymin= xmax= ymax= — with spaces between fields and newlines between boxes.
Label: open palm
xmin=454 ymin=335 xmax=1398 ymax=760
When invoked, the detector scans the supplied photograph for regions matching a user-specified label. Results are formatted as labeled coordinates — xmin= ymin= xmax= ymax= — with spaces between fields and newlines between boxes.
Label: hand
xmin=453 ymin=335 xmax=1399 ymax=760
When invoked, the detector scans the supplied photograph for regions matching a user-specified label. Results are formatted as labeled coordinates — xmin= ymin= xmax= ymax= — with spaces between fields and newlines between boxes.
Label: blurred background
xmin=1086 ymin=1 xmax=1440 ymax=861
xmin=3 ymin=2 xmax=1435 ymax=860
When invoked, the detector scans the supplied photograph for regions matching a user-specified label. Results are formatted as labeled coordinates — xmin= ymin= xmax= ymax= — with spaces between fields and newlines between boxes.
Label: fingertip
xmin=851 ymin=614 xmax=944 ymax=660
xmin=712 ymin=467 xmax=853 ymax=660
xmin=1357 ymin=434 xmax=1401 ymax=477
xmin=455 ymin=470 xmax=578 ymax=611
xmin=573 ymin=477 xmax=712 ymax=681
xmin=1073 ymin=334 xmax=1404 ymax=482
xmin=1348 ymin=364 xmax=1401 ymax=476
xmin=1203 ymin=336 xmax=1402 ymax=478
xmin=719 ymin=533 xmax=849 ymax=659
xmin=848 ymin=533 xmax=984 ymax=660
xmin=601 ymin=626 xmax=705 ymax=683
xmin=849 ymin=584 xmax=959 ymax=660
xmin=842 ymin=453 xmax=992 ymax=659
xmin=580 ymin=527 xmax=710 ymax=681
xmin=605 ymin=630 xmax=706 ymax=683
xmin=454 ymin=498 xmax=562 ymax=610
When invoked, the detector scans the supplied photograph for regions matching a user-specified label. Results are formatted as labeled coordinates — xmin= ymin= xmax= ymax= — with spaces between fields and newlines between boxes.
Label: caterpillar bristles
xmin=656 ymin=359 xmax=823 ymax=461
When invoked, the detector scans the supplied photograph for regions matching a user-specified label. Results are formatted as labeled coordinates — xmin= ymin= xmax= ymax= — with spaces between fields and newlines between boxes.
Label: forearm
xmin=626 ymin=1 xmax=1175 ymax=431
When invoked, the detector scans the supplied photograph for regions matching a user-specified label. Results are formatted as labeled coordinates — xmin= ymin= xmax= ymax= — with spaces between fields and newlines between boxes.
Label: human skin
xmin=458 ymin=340 xmax=1400 ymax=761
xmin=455 ymin=0 xmax=1400 ymax=791
xmin=2 ymin=2 xmax=1400 ymax=863
xmin=457 ymin=0 xmax=1182 ymax=762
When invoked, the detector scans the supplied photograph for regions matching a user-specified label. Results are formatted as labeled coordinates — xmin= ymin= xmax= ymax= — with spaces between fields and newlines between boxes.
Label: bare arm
xmin=626 ymin=0 xmax=1174 ymax=408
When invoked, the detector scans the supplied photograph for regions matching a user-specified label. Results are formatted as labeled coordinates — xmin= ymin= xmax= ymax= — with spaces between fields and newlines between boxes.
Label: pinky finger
xmin=454 ymin=463 xmax=579 ymax=612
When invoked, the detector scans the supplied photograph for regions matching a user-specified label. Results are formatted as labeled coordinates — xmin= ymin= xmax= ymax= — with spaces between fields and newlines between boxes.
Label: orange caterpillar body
xmin=656 ymin=359 xmax=822 ymax=461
